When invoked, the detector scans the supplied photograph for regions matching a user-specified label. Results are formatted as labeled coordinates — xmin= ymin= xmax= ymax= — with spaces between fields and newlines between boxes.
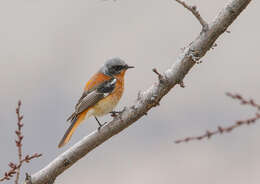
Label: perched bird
xmin=58 ymin=58 xmax=134 ymax=148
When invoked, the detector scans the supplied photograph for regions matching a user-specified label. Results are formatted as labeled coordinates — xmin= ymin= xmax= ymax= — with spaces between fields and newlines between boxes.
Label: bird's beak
xmin=125 ymin=65 xmax=134 ymax=69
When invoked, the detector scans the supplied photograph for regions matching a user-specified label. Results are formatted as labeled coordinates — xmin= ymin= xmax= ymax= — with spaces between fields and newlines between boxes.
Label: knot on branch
xmin=150 ymin=94 xmax=160 ymax=107
xmin=211 ymin=43 xmax=218 ymax=50
xmin=63 ymin=158 xmax=72 ymax=167
xmin=178 ymin=80 xmax=185 ymax=88
xmin=187 ymin=49 xmax=201 ymax=62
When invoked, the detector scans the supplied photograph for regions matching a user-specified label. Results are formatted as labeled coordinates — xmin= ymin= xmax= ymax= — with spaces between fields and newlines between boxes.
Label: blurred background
xmin=0 ymin=0 xmax=259 ymax=183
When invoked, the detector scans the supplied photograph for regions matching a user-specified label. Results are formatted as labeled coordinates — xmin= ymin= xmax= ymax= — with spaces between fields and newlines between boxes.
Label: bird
xmin=58 ymin=58 xmax=134 ymax=148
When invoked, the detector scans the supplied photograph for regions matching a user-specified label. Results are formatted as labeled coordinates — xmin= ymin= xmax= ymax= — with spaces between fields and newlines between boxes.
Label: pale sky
xmin=0 ymin=0 xmax=259 ymax=184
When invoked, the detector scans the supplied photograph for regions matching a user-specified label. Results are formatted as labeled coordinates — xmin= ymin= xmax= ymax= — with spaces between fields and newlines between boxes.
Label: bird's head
xmin=100 ymin=58 xmax=134 ymax=77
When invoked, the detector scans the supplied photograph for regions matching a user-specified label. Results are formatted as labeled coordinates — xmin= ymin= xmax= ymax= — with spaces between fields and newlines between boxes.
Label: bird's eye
xmin=113 ymin=65 xmax=123 ymax=71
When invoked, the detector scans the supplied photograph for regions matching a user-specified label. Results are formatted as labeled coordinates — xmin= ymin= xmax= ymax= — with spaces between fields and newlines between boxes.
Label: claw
xmin=110 ymin=110 xmax=125 ymax=117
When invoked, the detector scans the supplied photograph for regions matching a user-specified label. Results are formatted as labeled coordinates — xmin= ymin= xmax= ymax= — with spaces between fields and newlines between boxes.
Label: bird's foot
xmin=110 ymin=108 xmax=126 ymax=117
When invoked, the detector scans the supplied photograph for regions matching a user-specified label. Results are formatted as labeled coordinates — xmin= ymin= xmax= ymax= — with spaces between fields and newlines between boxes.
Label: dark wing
xmin=76 ymin=78 xmax=117 ymax=114
xmin=75 ymin=91 xmax=104 ymax=114
xmin=67 ymin=78 xmax=117 ymax=122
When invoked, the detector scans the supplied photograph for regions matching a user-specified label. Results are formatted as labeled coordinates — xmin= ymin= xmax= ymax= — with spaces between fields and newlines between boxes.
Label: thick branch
xmin=28 ymin=0 xmax=252 ymax=183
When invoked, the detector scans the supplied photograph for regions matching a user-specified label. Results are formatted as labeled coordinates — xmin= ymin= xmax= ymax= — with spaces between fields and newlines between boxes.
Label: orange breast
xmin=84 ymin=72 xmax=111 ymax=91
xmin=110 ymin=70 xmax=125 ymax=99
xmin=90 ymin=70 xmax=125 ymax=117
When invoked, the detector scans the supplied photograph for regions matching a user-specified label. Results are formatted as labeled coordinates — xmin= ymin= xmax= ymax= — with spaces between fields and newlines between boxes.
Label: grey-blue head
xmin=100 ymin=57 xmax=134 ymax=76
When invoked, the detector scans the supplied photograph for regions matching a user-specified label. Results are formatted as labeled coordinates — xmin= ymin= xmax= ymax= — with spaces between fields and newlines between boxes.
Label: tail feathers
xmin=66 ymin=112 xmax=77 ymax=122
xmin=58 ymin=111 xmax=87 ymax=148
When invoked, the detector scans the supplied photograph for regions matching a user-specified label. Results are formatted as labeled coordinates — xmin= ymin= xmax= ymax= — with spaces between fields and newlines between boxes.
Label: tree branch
xmin=0 ymin=101 xmax=42 ymax=183
xmin=175 ymin=93 xmax=260 ymax=144
xmin=226 ymin=92 xmax=260 ymax=110
xmin=15 ymin=101 xmax=23 ymax=184
xmin=28 ymin=0 xmax=252 ymax=183
xmin=175 ymin=112 xmax=260 ymax=144
xmin=175 ymin=0 xmax=208 ymax=31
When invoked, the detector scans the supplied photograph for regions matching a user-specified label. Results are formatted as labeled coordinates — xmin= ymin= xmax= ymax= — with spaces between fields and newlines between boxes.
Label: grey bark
xmin=27 ymin=0 xmax=252 ymax=183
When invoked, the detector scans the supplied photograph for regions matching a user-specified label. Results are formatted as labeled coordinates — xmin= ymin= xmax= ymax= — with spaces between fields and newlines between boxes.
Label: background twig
xmin=15 ymin=100 xmax=23 ymax=184
xmin=226 ymin=92 xmax=260 ymax=110
xmin=0 ymin=101 xmax=42 ymax=183
xmin=175 ymin=93 xmax=260 ymax=144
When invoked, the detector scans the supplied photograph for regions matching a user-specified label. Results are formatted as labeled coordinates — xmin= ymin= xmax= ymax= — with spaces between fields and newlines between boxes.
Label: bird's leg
xmin=94 ymin=116 xmax=102 ymax=127
xmin=95 ymin=116 xmax=107 ymax=131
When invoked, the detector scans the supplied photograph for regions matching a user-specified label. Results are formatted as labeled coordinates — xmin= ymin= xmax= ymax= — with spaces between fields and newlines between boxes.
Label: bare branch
xmin=175 ymin=0 xmax=208 ymax=31
xmin=28 ymin=0 xmax=252 ymax=183
xmin=175 ymin=113 xmax=260 ymax=144
xmin=0 ymin=101 xmax=42 ymax=183
xmin=15 ymin=100 xmax=23 ymax=184
xmin=226 ymin=92 xmax=260 ymax=110
xmin=175 ymin=93 xmax=260 ymax=144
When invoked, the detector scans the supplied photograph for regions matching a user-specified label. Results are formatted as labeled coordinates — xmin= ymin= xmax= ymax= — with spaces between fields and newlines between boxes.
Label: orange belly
xmin=92 ymin=93 xmax=121 ymax=116
xmin=86 ymin=71 xmax=125 ymax=117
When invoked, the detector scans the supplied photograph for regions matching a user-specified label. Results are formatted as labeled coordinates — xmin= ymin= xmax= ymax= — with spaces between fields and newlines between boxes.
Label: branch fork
xmin=175 ymin=0 xmax=209 ymax=32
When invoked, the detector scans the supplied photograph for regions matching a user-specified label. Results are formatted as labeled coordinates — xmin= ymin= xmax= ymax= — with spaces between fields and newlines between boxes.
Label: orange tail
xmin=58 ymin=111 xmax=87 ymax=148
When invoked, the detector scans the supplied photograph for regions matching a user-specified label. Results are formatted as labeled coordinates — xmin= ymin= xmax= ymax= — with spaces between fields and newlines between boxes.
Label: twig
xmin=175 ymin=0 xmax=208 ymax=31
xmin=15 ymin=100 xmax=23 ymax=184
xmin=175 ymin=113 xmax=260 ymax=144
xmin=175 ymin=94 xmax=260 ymax=144
xmin=226 ymin=92 xmax=260 ymax=110
xmin=152 ymin=68 xmax=164 ymax=83
xmin=0 ymin=154 xmax=42 ymax=182
xmin=0 ymin=101 xmax=42 ymax=183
